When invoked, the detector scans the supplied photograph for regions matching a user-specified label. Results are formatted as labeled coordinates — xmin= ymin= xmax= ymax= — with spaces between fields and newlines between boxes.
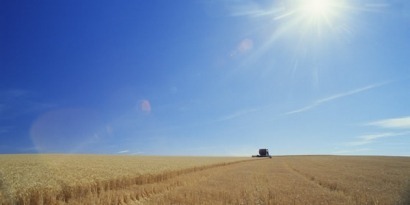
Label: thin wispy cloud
xmin=117 ymin=150 xmax=129 ymax=154
xmin=285 ymin=82 xmax=390 ymax=115
xmin=343 ymin=115 xmax=410 ymax=149
xmin=219 ymin=81 xmax=390 ymax=121
xmin=366 ymin=116 xmax=410 ymax=129
xmin=218 ymin=108 xmax=260 ymax=122
xmin=348 ymin=131 xmax=410 ymax=146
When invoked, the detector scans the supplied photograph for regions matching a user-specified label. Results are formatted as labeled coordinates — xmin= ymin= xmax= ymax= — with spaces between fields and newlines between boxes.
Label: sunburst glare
xmin=290 ymin=0 xmax=348 ymax=36
xmin=301 ymin=0 xmax=333 ymax=17
xmin=229 ymin=0 xmax=359 ymax=84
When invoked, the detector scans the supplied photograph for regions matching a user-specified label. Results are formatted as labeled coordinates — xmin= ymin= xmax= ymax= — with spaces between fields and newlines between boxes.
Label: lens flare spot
xmin=140 ymin=100 xmax=151 ymax=113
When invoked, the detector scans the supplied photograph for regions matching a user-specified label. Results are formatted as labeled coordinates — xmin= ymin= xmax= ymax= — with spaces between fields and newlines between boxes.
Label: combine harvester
xmin=252 ymin=148 xmax=272 ymax=158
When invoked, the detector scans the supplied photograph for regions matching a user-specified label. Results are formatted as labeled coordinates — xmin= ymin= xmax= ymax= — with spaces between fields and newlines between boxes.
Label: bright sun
xmin=268 ymin=0 xmax=349 ymax=38
xmin=301 ymin=0 xmax=333 ymax=19
xmin=289 ymin=0 xmax=347 ymax=35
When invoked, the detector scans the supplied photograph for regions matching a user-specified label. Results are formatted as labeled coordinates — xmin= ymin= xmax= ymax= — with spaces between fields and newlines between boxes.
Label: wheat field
xmin=0 ymin=154 xmax=250 ymax=204
xmin=146 ymin=156 xmax=410 ymax=205
xmin=1 ymin=155 xmax=409 ymax=204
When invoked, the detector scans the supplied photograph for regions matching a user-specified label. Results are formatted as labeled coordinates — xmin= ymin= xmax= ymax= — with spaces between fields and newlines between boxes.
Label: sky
xmin=1 ymin=0 xmax=410 ymax=156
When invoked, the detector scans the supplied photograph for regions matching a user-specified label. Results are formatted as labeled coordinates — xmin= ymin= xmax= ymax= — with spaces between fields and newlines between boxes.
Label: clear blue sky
xmin=1 ymin=0 xmax=410 ymax=156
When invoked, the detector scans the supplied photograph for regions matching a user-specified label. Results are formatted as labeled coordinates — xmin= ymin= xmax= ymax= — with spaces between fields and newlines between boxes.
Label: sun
xmin=259 ymin=0 xmax=351 ymax=83
xmin=300 ymin=0 xmax=334 ymax=19
xmin=270 ymin=0 xmax=347 ymax=31
xmin=263 ymin=0 xmax=351 ymax=41
xmin=285 ymin=0 xmax=347 ymax=37
xmin=302 ymin=0 xmax=331 ymax=16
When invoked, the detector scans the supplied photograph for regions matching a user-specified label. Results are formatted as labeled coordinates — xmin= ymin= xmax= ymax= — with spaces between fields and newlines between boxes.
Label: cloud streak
xmin=348 ymin=131 xmax=410 ymax=146
xmin=218 ymin=81 xmax=390 ymax=122
xmin=285 ymin=82 xmax=390 ymax=115
xmin=117 ymin=150 xmax=129 ymax=154
xmin=218 ymin=108 xmax=260 ymax=122
xmin=344 ymin=115 xmax=410 ymax=148
xmin=367 ymin=116 xmax=410 ymax=129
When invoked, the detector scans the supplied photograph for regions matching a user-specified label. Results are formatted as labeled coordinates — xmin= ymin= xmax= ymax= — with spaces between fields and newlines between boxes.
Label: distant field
xmin=1 ymin=155 xmax=409 ymax=204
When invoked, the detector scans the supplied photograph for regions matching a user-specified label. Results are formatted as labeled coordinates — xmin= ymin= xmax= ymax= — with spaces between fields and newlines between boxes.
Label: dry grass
xmin=1 ymin=155 xmax=409 ymax=205
xmin=0 ymin=154 xmax=250 ymax=204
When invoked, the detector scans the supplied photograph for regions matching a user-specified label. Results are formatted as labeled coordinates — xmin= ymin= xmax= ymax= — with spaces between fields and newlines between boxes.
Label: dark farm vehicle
xmin=252 ymin=149 xmax=272 ymax=158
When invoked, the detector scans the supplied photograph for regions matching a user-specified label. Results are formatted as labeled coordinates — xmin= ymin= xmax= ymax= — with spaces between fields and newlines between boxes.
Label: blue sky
xmin=1 ymin=0 xmax=410 ymax=156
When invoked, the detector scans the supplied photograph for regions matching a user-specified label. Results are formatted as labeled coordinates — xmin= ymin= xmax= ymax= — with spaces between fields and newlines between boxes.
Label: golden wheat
xmin=1 ymin=155 xmax=409 ymax=204
xmin=0 ymin=154 xmax=250 ymax=204
xmin=146 ymin=156 xmax=410 ymax=205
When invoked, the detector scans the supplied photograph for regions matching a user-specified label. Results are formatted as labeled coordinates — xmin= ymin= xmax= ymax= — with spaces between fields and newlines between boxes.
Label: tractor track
xmin=132 ymin=158 xmax=269 ymax=204
xmin=137 ymin=158 xmax=272 ymax=205
xmin=283 ymin=161 xmax=348 ymax=195
xmin=64 ymin=158 xmax=260 ymax=204
xmin=143 ymin=157 xmax=354 ymax=205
